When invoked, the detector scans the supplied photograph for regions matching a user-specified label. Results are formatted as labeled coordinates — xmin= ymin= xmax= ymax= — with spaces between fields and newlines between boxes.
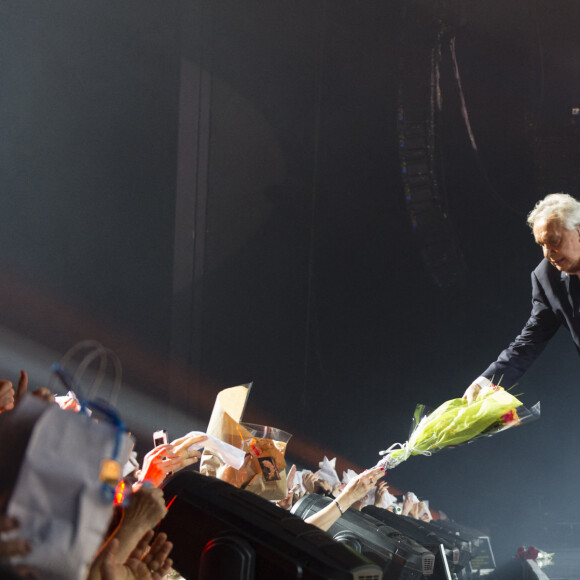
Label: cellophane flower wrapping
xmin=377 ymin=386 xmax=540 ymax=470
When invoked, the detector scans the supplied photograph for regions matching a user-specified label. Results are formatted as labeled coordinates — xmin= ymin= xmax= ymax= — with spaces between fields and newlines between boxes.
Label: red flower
xmin=501 ymin=409 xmax=517 ymax=424
xmin=516 ymin=546 xmax=539 ymax=560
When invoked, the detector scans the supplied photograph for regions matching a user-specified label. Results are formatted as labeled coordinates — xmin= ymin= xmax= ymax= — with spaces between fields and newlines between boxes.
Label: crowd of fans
xmin=0 ymin=369 xmax=442 ymax=579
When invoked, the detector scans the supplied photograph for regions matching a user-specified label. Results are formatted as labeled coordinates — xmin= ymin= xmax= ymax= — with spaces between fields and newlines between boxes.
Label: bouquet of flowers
xmin=516 ymin=546 xmax=554 ymax=568
xmin=377 ymin=385 xmax=540 ymax=470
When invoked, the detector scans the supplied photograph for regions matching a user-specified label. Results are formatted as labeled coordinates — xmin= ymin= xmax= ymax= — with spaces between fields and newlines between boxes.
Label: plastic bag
xmin=199 ymin=385 xmax=292 ymax=500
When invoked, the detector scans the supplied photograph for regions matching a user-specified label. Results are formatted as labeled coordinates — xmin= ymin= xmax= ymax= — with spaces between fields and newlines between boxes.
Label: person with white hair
xmin=464 ymin=192 xmax=580 ymax=402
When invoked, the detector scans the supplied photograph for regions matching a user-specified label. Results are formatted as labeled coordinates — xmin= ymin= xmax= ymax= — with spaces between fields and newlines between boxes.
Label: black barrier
xmin=426 ymin=518 xmax=494 ymax=575
xmin=158 ymin=471 xmax=382 ymax=580
xmin=362 ymin=506 xmax=461 ymax=578
xmin=291 ymin=494 xmax=436 ymax=579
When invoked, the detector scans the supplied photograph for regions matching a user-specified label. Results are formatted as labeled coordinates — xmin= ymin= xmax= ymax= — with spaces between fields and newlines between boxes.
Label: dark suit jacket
xmin=481 ymin=258 xmax=580 ymax=386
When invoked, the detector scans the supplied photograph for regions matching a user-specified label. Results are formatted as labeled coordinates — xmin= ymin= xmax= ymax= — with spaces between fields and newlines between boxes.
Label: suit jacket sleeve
xmin=480 ymin=269 xmax=562 ymax=386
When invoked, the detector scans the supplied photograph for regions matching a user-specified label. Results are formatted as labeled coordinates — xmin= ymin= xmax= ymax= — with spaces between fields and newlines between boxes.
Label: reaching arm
xmin=305 ymin=467 xmax=383 ymax=531
xmin=464 ymin=269 xmax=562 ymax=401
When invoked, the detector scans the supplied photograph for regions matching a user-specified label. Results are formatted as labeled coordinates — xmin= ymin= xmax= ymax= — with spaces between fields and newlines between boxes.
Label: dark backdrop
xmin=2 ymin=0 xmax=580 ymax=566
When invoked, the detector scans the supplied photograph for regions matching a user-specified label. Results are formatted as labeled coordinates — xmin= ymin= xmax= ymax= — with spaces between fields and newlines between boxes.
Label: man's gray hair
xmin=527 ymin=193 xmax=580 ymax=231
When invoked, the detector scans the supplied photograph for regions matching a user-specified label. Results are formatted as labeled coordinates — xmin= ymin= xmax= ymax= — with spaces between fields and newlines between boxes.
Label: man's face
xmin=533 ymin=218 xmax=580 ymax=274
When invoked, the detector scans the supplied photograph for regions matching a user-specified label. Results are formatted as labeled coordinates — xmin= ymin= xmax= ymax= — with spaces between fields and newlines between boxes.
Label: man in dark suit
xmin=464 ymin=192 xmax=580 ymax=403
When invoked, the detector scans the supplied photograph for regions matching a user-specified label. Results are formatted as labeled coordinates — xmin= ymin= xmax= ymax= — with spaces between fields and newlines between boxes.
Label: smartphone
xmin=153 ymin=429 xmax=168 ymax=447
xmin=153 ymin=429 xmax=172 ymax=477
